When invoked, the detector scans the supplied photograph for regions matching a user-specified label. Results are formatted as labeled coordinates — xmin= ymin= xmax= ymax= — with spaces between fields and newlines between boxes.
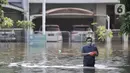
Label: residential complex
xmin=4 ymin=0 xmax=120 ymax=30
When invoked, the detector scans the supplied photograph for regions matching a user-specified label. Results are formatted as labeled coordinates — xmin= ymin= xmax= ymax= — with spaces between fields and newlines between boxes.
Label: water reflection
xmin=106 ymin=42 xmax=112 ymax=58
xmin=20 ymin=68 xmax=46 ymax=73
xmin=83 ymin=68 xmax=95 ymax=73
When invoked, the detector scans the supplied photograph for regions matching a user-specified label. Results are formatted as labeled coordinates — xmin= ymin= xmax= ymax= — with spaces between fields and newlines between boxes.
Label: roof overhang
xmin=2 ymin=4 xmax=24 ymax=12
xmin=46 ymin=8 xmax=95 ymax=16
xmin=30 ymin=8 xmax=95 ymax=20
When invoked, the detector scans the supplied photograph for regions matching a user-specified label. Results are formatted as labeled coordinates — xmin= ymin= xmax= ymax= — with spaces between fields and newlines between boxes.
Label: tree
xmin=119 ymin=12 xmax=130 ymax=35
xmin=120 ymin=0 xmax=130 ymax=12
xmin=0 ymin=0 xmax=8 ymax=25
xmin=120 ymin=0 xmax=130 ymax=35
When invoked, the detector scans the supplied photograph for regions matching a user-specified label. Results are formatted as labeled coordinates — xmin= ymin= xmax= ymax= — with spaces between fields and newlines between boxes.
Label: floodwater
xmin=0 ymin=41 xmax=130 ymax=73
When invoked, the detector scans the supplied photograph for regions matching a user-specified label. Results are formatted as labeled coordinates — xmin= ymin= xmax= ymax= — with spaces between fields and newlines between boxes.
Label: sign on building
xmin=115 ymin=4 xmax=125 ymax=15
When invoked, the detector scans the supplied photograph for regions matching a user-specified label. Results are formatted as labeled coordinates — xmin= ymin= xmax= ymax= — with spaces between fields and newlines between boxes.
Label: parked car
xmin=71 ymin=25 xmax=95 ymax=42
xmin=46 ymin=25 xmax=62 ymax=42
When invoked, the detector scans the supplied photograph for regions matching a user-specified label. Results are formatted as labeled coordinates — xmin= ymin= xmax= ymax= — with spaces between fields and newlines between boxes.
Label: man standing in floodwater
xmin=82 ymin=37 xmax=98 ymax=67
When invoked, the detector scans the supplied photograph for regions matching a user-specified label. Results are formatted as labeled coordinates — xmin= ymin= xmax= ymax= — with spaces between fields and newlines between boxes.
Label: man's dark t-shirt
xmin=82 ymin=44 xmax=98 ymax=67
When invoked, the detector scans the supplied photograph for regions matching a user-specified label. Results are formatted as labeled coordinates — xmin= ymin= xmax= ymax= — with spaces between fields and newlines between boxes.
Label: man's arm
xmin=81 ymin=53 xmax=89 ymax=56
xmin=94 ymin=47 xmax=99 ymax=56
xmin=58 ymin=52 xmax=94 ymax=56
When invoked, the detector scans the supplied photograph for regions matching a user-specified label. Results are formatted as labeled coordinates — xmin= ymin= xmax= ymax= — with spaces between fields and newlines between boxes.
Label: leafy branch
xmin=16 ymin=20 xmax=35 ymax=29
xmin=0 ymin=0 xmax=8 ymax=4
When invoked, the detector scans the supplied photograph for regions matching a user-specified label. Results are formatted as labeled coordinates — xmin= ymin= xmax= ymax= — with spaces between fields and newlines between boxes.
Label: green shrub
xmin=96 ymin=26 xmax=113 ymax=41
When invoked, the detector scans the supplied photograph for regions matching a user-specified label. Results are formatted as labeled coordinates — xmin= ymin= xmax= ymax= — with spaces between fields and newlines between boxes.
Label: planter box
xmin=0 ymin=28 xmax=25 ymax=42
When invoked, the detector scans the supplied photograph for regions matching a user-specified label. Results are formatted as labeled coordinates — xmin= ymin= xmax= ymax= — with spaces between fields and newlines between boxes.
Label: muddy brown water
xmin=0 ymin=42 xmax=130 ymax=73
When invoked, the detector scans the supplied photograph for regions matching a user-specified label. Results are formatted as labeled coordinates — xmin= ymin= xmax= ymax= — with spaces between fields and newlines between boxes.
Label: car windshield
xmin=73 ymin=26 xmax=91 ymax=31
xmin=46 ymin=26 xmax=59 ymax=31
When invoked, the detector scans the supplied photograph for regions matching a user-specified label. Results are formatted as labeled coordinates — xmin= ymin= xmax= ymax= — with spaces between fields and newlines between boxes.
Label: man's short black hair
xmin=86 ymin=37 xmax=92 ymax=42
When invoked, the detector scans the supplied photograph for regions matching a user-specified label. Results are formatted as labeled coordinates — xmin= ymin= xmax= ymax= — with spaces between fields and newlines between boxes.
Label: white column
xmin=23 ymin=0 xmax=29 ymax=20
xmin=42 ymin=0 xmax=47 ymax=64
xmin=23 ymin=0 xmax=32 ymax=61
xmin=107 ymin=15 xmax=110 ymax=30
xmin=42 ymin=0 xmax=46 ymax=35
xmin=105 ymin=16 xmax=111 ymax=57
xmin=106 ymin=15 xmax=111 ymax=43
xmin=96 ymin=4 xmax=106 ymax=26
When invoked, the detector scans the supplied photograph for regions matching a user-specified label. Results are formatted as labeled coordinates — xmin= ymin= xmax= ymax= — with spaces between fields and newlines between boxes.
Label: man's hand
xmin=88 ymin=51 xmax=97 ymax=56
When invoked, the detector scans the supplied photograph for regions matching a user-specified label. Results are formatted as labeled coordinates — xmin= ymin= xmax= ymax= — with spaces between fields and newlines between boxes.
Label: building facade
xmin=3 ymin=0 xmax=27 ymax=22
xmin=4 ymin=0 xmax=120 ymax=30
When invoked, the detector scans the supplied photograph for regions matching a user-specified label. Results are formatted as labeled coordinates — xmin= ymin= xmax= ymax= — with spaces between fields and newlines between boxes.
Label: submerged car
xmin=71 ymin=25 xmax=95 ymax=42
xmin=46 ymin=25 xmax=62 ymax=42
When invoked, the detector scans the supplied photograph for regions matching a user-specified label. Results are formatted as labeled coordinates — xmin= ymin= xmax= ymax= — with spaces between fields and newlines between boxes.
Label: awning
xmin=30 ymin=7 xmax=95 ymax=20
xmin=46 ymin=7 xmax=95 ymax=16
